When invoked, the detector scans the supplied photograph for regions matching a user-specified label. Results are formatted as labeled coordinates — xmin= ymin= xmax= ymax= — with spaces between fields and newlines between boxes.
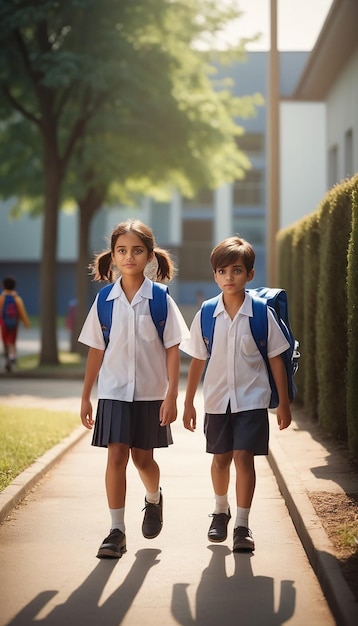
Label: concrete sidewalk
xmin=1 ymin=378 xmax=357 ymax=625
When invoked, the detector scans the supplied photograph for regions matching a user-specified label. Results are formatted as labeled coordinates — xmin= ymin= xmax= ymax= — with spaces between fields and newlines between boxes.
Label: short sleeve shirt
xmin=78 ymin=277 xmax=190 ymax=401
xmin=180 ymin=292 xmax=289 ymax=413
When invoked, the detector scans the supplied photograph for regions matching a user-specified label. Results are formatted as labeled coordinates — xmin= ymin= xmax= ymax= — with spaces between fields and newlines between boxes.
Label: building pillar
xmin=214 ymin=183 xmax=232 ymax=243
xmin=169 ymin=191 xmax=182 ymax=245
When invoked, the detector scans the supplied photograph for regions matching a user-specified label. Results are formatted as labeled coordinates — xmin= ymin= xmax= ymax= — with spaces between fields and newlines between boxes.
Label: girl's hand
xmin=159 ymin=397 xmax=177 ymax=426
xmin=80 ymin=399 xmax=95 ymax=430
xmin=183 ymin=405 xmax=196 ymax=432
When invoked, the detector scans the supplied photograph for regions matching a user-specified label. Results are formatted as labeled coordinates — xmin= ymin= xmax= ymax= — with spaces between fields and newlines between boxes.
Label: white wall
xmin=280 ymin=102 xmax=326 ymax=228
xmin=326 ymin=48 xmax=358 ymax=182
xmin=0 ymin=201 xmax=78 ymax=261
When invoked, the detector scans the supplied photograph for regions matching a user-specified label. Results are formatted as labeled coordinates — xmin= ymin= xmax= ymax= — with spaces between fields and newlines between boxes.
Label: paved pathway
xmin=0 ymin=377 xmax=336 ymax=626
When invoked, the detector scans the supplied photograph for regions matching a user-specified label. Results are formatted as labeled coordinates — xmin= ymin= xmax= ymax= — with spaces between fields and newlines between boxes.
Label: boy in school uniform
xmin=181 ymin=236 xmax=292 ymax=552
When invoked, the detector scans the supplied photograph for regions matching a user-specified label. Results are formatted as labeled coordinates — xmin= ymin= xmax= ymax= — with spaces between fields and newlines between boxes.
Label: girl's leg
xmin=131 ymin=448 xmax=162 ymax=539
xmin=131 ymin=447 xmax=159 ymax=495
xmin=97 ymin=443 xmax=129 ymax=559
xmin=105 ymin=443 xmax=130 ymax=509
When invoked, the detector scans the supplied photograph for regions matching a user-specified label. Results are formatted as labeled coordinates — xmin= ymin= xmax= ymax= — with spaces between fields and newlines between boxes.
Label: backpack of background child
xmin=200 ymin=287 xmax=300 ymax=409
xmin=97 ymin=282 xmax=169 ymax=348
xmin=1 ymin=294 xmax=19 ymax=329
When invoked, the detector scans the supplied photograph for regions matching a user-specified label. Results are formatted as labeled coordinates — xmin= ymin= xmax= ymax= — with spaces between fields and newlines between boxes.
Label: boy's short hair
xmin=3 ymin=276 xmax=16 ymax=290
xmin=210 ymin=236 xmax=255 ymax=273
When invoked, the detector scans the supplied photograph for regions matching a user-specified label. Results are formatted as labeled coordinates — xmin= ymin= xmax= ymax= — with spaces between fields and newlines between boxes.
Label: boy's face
xmin=214 ymin=261 xmax=254 ymax=296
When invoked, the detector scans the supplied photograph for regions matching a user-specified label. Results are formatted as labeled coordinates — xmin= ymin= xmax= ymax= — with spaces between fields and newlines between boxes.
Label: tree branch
xmin=2 ymin=85 xmax=41 ymax=126
xmin=61 ymin=90 xmax=109 ymax=170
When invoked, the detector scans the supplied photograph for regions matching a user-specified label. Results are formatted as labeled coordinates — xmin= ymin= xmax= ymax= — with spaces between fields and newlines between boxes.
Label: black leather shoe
xmin=96 ymin=529 xmax=127 ymax=559
xmin=233 ymin=526 xmax=255 ymax=552
xmin=208 ymin=509 xmax=231 ymax=542
xmin=142 ymin=491 xmax=163 ymax=539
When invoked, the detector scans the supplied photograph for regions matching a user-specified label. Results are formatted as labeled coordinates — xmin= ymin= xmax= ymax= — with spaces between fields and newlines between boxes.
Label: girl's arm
xmin=183 ymin=357 xmax=206 ymax=432
xmin=160 ymin=344 xmax=180 ymax=426
xmin=269 ymin=354 xmax=292 ymax=430
xmin=80 ymin=347 xmax=104 ymax=429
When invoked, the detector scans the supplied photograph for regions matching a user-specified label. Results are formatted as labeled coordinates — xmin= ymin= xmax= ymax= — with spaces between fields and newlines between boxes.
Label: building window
xmin=183 ymin=189 xmax=213 ymax=209
xmin=233 ymin=217 xmax=266 ymax=246
xmin=345 ymin=129 xmax=353 ymax=178
xmin=233 ymin=170 xmax=263 ymax=206
xmin=236 ymin=133 xmax=265 ymax=155
xmin=178 ymin=219 xmax=213 ymax=280
xmin=328 ymin=145 xmax=338 ymax=187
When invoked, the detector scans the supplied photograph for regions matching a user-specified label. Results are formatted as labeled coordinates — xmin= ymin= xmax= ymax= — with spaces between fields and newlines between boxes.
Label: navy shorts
xmin=92 ymin=399 xmax=173 ymax=450
xmin=204 ymin=405 xmax=269 ymax=455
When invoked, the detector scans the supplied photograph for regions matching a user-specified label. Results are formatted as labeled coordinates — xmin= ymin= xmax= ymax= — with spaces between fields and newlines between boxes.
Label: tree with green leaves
xmin=0 ymin=0 xmax=262 ymax=364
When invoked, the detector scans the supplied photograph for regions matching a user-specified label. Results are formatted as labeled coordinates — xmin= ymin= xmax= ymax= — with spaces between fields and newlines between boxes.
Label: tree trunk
xmin=39 ymin=160 xmax=61 ymax=365
xmin=38 ymin=107 xmax=65 ymax=366
xmin=71 ymin=188 xmax=104 ymax=355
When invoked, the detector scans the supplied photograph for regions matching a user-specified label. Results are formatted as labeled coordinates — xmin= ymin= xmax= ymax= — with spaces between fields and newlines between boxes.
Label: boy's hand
xmin=183 ymin=405 xmax=196 ymax=432
xmin=80 ymin=399 xmax=94 ymax=430
xmin=276 ymin=404 xmax=292 ymax=430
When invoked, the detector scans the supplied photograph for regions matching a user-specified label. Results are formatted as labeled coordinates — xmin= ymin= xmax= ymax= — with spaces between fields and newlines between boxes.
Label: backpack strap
xmin=149 ymin=282 xmax=169 ymax=343
xmin=200 ymin=295 xmax=220 ymax=356
xmin=97 ymin=284 xmax=114 ymax=348
xmin=97 ymin=281 xmax=168 ymax=348
xmin=249 ymin=296 xmax=279 ymax=407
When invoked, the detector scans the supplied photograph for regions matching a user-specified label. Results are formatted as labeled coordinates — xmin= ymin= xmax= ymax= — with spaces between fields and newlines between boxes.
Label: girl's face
xmin=112 ymin=232 xmax=153 ymax=277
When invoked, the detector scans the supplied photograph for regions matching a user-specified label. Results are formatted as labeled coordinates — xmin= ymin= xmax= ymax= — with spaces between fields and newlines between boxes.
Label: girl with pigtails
xmin=79 ymin=219 xmax=189 ymax=559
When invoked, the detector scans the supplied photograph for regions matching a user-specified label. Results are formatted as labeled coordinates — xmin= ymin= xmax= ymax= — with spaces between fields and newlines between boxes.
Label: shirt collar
xmin=215 ymin=291 xmax=254 ymax=318
xmin=106 ymin=276 xmax=153 ymax=303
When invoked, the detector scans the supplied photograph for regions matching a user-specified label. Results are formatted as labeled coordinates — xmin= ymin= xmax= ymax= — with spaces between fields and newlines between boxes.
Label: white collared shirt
xmin=180 ymin=292 xmax=289 ymax=413
xmin=78 ymin=277 xmax=190 ymax=401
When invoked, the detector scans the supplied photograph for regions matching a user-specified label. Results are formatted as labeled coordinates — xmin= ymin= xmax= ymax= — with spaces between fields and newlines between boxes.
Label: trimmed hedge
xmin=347 ymin=186 xmax=358 ymax=460
xmin=277 ymin=174 xmax=358 ymax=459
xmin=302 ymin=212 xmax=320 ymax=418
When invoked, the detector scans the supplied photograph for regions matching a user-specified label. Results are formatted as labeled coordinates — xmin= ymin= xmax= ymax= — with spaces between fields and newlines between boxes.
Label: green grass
xmin=17 ymin=351 xmax=85 ymax=371
xmin=0 ymin=405 xmax=79 ymax=491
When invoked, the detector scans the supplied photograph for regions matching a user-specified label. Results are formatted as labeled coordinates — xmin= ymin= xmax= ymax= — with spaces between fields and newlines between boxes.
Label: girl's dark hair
xmin=210 ymin=236 xmax=255 ymax=273
xmin=90 ymin=219 xmax=175 ymax=282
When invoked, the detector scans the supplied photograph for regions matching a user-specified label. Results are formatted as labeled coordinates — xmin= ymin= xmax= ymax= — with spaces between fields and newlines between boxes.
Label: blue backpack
xmin=2 ymin=294 xmax=19 ymax=329
xmin=97 ymin=282 xmax=169 ymax=348
xmin=200 ymin=287 xmax=300 ymax=409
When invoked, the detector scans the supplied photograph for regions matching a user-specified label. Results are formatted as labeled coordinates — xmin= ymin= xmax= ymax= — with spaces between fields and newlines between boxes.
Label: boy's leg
xmin=208 ymin=452 xmax=232 ymax=542
xmin=97 ymin=443 xmax=129 ymax=559
xmin=131 ymin=447 xmax=163 ymax=539
xmin=232 ymin=449 xmax=256 ymax=551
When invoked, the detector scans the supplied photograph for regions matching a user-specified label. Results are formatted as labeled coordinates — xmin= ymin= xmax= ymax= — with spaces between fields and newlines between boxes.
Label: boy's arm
xmin=269 ymin=354 xmax=292 ymax=430
xmin=160 ymin=344 xmax=180 ymax=426
xmin=80 ymin=347 xmax=104 ymax=429
xmin=183 ymin=357 xmax=206 ymax=432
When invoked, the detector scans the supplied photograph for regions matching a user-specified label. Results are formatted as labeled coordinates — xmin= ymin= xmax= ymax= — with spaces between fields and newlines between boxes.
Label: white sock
xmin=234 ymin=506 xmax=250 ymax=529
xmin=145 ymin=489 xmax=160 ymax=505
xmin=214 ymin=493 xmax=230 ymax=515
xmin=109 ymin=507 xmax=125 ymax=533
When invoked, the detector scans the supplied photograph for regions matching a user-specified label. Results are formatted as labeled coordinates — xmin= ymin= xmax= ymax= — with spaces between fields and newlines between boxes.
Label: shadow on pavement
xmin=6 ymin=548 xmax=161 ymax=626
xmin=171 ymin=545 xmax=296 ymax=625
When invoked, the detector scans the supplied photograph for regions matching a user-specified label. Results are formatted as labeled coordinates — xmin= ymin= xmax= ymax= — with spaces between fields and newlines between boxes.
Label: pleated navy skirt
xmin=92 ymin=399 xmax=173 ymax=450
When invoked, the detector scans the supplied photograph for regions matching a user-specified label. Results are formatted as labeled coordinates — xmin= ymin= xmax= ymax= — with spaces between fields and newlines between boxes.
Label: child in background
xmin=0 ymin=276 xmax=30 ymax=372
xmin=181 ymin=236 xmax=291 ymax=552
xmin=78 ymin=219 xmax=189 ymax=559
